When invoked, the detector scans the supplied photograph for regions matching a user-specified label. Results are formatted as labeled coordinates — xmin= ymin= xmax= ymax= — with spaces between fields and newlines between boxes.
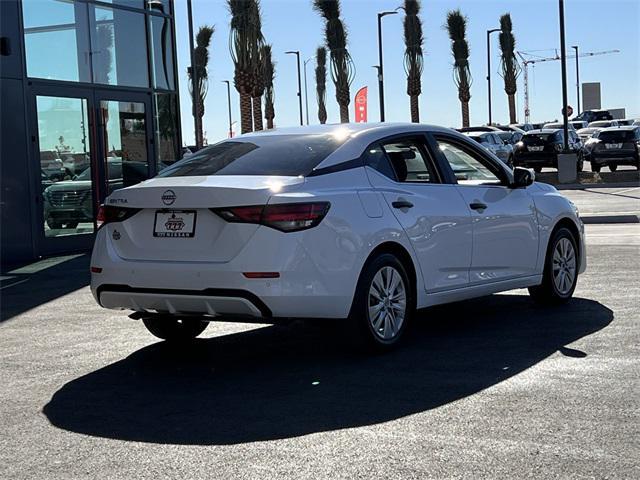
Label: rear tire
xmin=533 ymin=166 xmax=542 ymax=173
xmin=609 ymin=164 xmax=618 ymax=172
xmin=529 ymin=227 xmax=578 ymax=305
xmin=142 ymin=316 xmax=208 ymax=342
xmin=349 ymin=253 xmax=414 ymax=352
xmin=591 ymin=163 xmax=601 ymax=173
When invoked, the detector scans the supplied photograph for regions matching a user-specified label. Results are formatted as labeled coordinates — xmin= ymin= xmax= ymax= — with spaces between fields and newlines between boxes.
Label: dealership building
xmin=1 ymin=0 xmax=182 ymax=265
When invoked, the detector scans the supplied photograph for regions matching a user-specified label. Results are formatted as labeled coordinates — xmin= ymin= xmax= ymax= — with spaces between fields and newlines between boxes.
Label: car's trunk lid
xmin=104 ymin=175 xmax=304 ymax=263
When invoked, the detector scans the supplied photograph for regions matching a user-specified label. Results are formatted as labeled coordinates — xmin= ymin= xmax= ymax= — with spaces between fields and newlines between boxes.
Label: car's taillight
xmin=212 ymin=202 xmax=330 ymax=232
xmin=96 ymin=205 xmax=141 ymax=228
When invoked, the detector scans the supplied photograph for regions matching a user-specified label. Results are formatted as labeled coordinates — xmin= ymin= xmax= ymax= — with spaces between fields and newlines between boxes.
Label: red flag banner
xmin=354 ymin=86 xmax=368 ymax=123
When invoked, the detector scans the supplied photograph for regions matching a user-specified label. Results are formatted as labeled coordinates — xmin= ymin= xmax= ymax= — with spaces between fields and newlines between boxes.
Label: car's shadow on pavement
xmin=43 ymin=294 xmax=612 ymax=445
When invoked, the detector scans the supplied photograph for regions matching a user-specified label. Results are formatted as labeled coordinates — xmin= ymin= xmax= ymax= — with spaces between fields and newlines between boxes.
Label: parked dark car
xmin=43 ymin=160 xmax=149 ymax=229
xmin=573 ymin=109 xmax=614 ymax=124
xmin=512 ymin=129 xmax=584 ymax=173
xmin=585 ymin=126 xmax=640 ymax=172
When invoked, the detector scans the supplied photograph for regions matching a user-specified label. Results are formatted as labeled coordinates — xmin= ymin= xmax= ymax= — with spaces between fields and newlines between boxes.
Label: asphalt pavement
xmin=1 ymin=224 xmax=639 ymax=479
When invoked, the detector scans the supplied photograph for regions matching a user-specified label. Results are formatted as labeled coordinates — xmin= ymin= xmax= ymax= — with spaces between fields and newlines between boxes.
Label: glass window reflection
xmin=154 ymin=93 xmax=180 ymax=168
xmin=92 ymin=7 xmax=149 ymax=88
xmin=149 ymin=16 xmax=175 ymax=90
xmin=23 ymin=0 xmax=91 ymax=82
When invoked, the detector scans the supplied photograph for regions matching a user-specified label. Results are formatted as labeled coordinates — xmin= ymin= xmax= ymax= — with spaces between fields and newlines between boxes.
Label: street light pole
xmin=559 ymin=0 xmax=569 ymax=151
xmin=286 ymin=51 xmax=303 ymax=126
xmin=377 ymin=10 xmax=398 ymax=122
xmin=222 ymin=80 xmax=233 ymax=138
xmin=486 ymin=28 xmax=500 ymax=125
xmin=303 ymin=57 xmax=313 ymax=125
xmin=186 ymin=0 xmax=200 ymax=148
xmin=572 ymin=45 xmax=580 ymax=114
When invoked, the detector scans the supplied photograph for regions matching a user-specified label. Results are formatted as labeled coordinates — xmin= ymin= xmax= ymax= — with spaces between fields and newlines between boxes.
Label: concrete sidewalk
xmin=560 ymin=186 xmax=640 ymax=224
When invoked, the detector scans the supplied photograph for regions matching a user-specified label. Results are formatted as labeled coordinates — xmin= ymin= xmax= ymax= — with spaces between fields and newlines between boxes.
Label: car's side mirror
xmin=512 ymin=167 xmax=535 ymax=188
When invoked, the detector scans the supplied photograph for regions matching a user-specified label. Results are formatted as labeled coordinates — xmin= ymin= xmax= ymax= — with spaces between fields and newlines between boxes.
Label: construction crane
xmin=516 ymin=49 xmax=620 ymax=123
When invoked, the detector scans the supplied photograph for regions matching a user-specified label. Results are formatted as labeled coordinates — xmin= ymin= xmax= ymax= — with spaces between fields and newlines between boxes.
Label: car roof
xmin=599 ymin=125 xmax=638 ymax=132
xmin=527 ymin=129 xmax=561 ymax=134
xmin=239 ymin=122 xmax=473 ymax=169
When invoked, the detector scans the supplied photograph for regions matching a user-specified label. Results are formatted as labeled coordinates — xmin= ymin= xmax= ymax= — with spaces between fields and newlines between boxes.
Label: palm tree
xmin=228 ymin=0 xmax=262 ymax=134
xmin=250 ymin=1 xmax=266 ymax=131
xmin=315 ymin=46 xmax=328 ymax=124
xmin=313 ymin=0 xmax=355 ymax=123
xmin=403 ymin=0 xmax=424 ymax=123
xmin=498 ymin=13 xmax=521 ymax=124
xmin=263 ymin=44 xmax=276 ymax=129
xmin=445 ymin=10 xmax=472 ymax=127
xmin=187 ymin=25 xmax=214 ymax=147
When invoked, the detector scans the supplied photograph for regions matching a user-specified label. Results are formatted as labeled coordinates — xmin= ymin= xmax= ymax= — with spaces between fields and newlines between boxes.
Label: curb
xmin=581 ymin=214 xmax=640 ymax=224
xmin=555 ymin=182 xmax=640 ymax=190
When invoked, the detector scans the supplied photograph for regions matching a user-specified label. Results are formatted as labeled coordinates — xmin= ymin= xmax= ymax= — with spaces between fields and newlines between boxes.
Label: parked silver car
xmin=464 ymin=132 xmax=513 ymax=166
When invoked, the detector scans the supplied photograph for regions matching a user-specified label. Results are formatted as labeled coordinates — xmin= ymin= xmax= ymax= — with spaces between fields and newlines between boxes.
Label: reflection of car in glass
xmin=43 ymin=160 xmax=148 ymax=229
xmin=513 ymin=129 xmax=585 ymax=173
xmin=90 ymin=124 xmax=586 ymax=349
xmin=463 ymin=132 xmax=513 ymax=166
xmin=40 ymin=150 xmax=68 ymax=181
xmin=496 ymin=130 xmax=523 ymax=145
xmin=60 ymin=152 xmax=90 ymax=175
xmin=585 ymin=126 xmax=640 ymax=172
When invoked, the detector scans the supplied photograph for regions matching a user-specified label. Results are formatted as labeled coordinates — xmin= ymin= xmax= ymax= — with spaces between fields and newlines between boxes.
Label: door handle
xmin=469 ymin=202 xmax=487 ymax=211
xmin=392 ymin=199 xmax=414 ymax=209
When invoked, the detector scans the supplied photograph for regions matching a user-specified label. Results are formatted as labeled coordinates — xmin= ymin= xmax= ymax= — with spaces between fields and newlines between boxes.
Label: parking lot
xmin=1 ymin=219 xmax=638 ymax=479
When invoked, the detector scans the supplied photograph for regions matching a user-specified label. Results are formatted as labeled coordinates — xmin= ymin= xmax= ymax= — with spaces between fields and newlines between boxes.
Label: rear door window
xmin=158 ymin=134 xmax=347 ymax=177
xmin=381 ymin=138 xmax=440 ymax=183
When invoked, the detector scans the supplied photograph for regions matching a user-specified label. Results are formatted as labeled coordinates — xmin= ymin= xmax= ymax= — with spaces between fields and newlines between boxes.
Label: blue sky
xmin=175 ymin=0 xmax=640 ymax=144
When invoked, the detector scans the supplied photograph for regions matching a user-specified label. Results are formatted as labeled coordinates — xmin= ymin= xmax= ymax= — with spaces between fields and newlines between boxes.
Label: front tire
xmin=591 ymin=163 xmax=601 ymax=173
xmin=142 ymin=316 xmax=208 ymax=342
xmin=533 ymin=166 xmax=542 ymax=173
xmin=529 ymin=227 xmax=578 ymax=304
xmin=349 ymin=253 xmax=414 ymax=351
xmin=609 ymin=164 xmax=618 ymax=172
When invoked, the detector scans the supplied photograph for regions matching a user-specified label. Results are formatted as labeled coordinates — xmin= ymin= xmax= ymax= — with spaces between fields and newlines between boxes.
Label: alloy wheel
xmin=552 ymin=237 xmax=576 ymax=295
xmin=368 ymin=266 xmax=407 ymax=341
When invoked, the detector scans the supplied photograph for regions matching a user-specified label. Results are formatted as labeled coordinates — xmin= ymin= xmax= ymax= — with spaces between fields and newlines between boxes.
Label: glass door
xmin=30 ymin=85 xmax=98 ymax=255
xmin=94 ymin=91 xmax=154 ymax=200
xmin=29 ymin=86 xmax=155 ymax=256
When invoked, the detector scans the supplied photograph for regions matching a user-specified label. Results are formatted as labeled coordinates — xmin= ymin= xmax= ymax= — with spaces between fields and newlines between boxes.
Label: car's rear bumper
xmin=513 ymin=153 xmax=558 ymax=167
xmin=590 ymin=151 xmax=639 ymax=165
xmin=97 ymin=285 xmax=270 ymax=318
xmin=90 ymin=224 xmax=359 ymax=320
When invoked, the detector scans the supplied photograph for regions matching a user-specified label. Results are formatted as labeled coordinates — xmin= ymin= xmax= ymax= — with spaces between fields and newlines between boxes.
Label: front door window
xmin=36 ymin=96 xmax=94 ymax=237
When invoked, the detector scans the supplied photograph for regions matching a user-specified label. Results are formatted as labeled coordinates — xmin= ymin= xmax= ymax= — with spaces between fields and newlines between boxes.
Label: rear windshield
xmin=157 ymin=134 xmax=346 ymax=177
xmin=523 ymin=133 xmax=560 ymax=143
xmin=597 ymin=130 xmax=637 ymax=142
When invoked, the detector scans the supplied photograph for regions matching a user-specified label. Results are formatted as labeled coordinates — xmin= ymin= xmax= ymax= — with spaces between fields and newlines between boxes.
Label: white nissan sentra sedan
xmin=91 ymin=123 xmax=585 ymax=350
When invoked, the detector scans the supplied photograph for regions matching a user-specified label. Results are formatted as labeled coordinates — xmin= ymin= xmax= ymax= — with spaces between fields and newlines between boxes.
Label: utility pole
xmin=486 ymin=28 xmax=500 ymax=125
xmin=285 ymin=51 xmax=303 ymax=126
xmin=377 ymin=10 xmax=398 ymax=122
xmin=572 ymin=45 xmax=580 ymax=114
xmin=186 ymin=0 xmax=200 ymax=148
xmin=559 ymin=0 xmax=569 ymax=150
